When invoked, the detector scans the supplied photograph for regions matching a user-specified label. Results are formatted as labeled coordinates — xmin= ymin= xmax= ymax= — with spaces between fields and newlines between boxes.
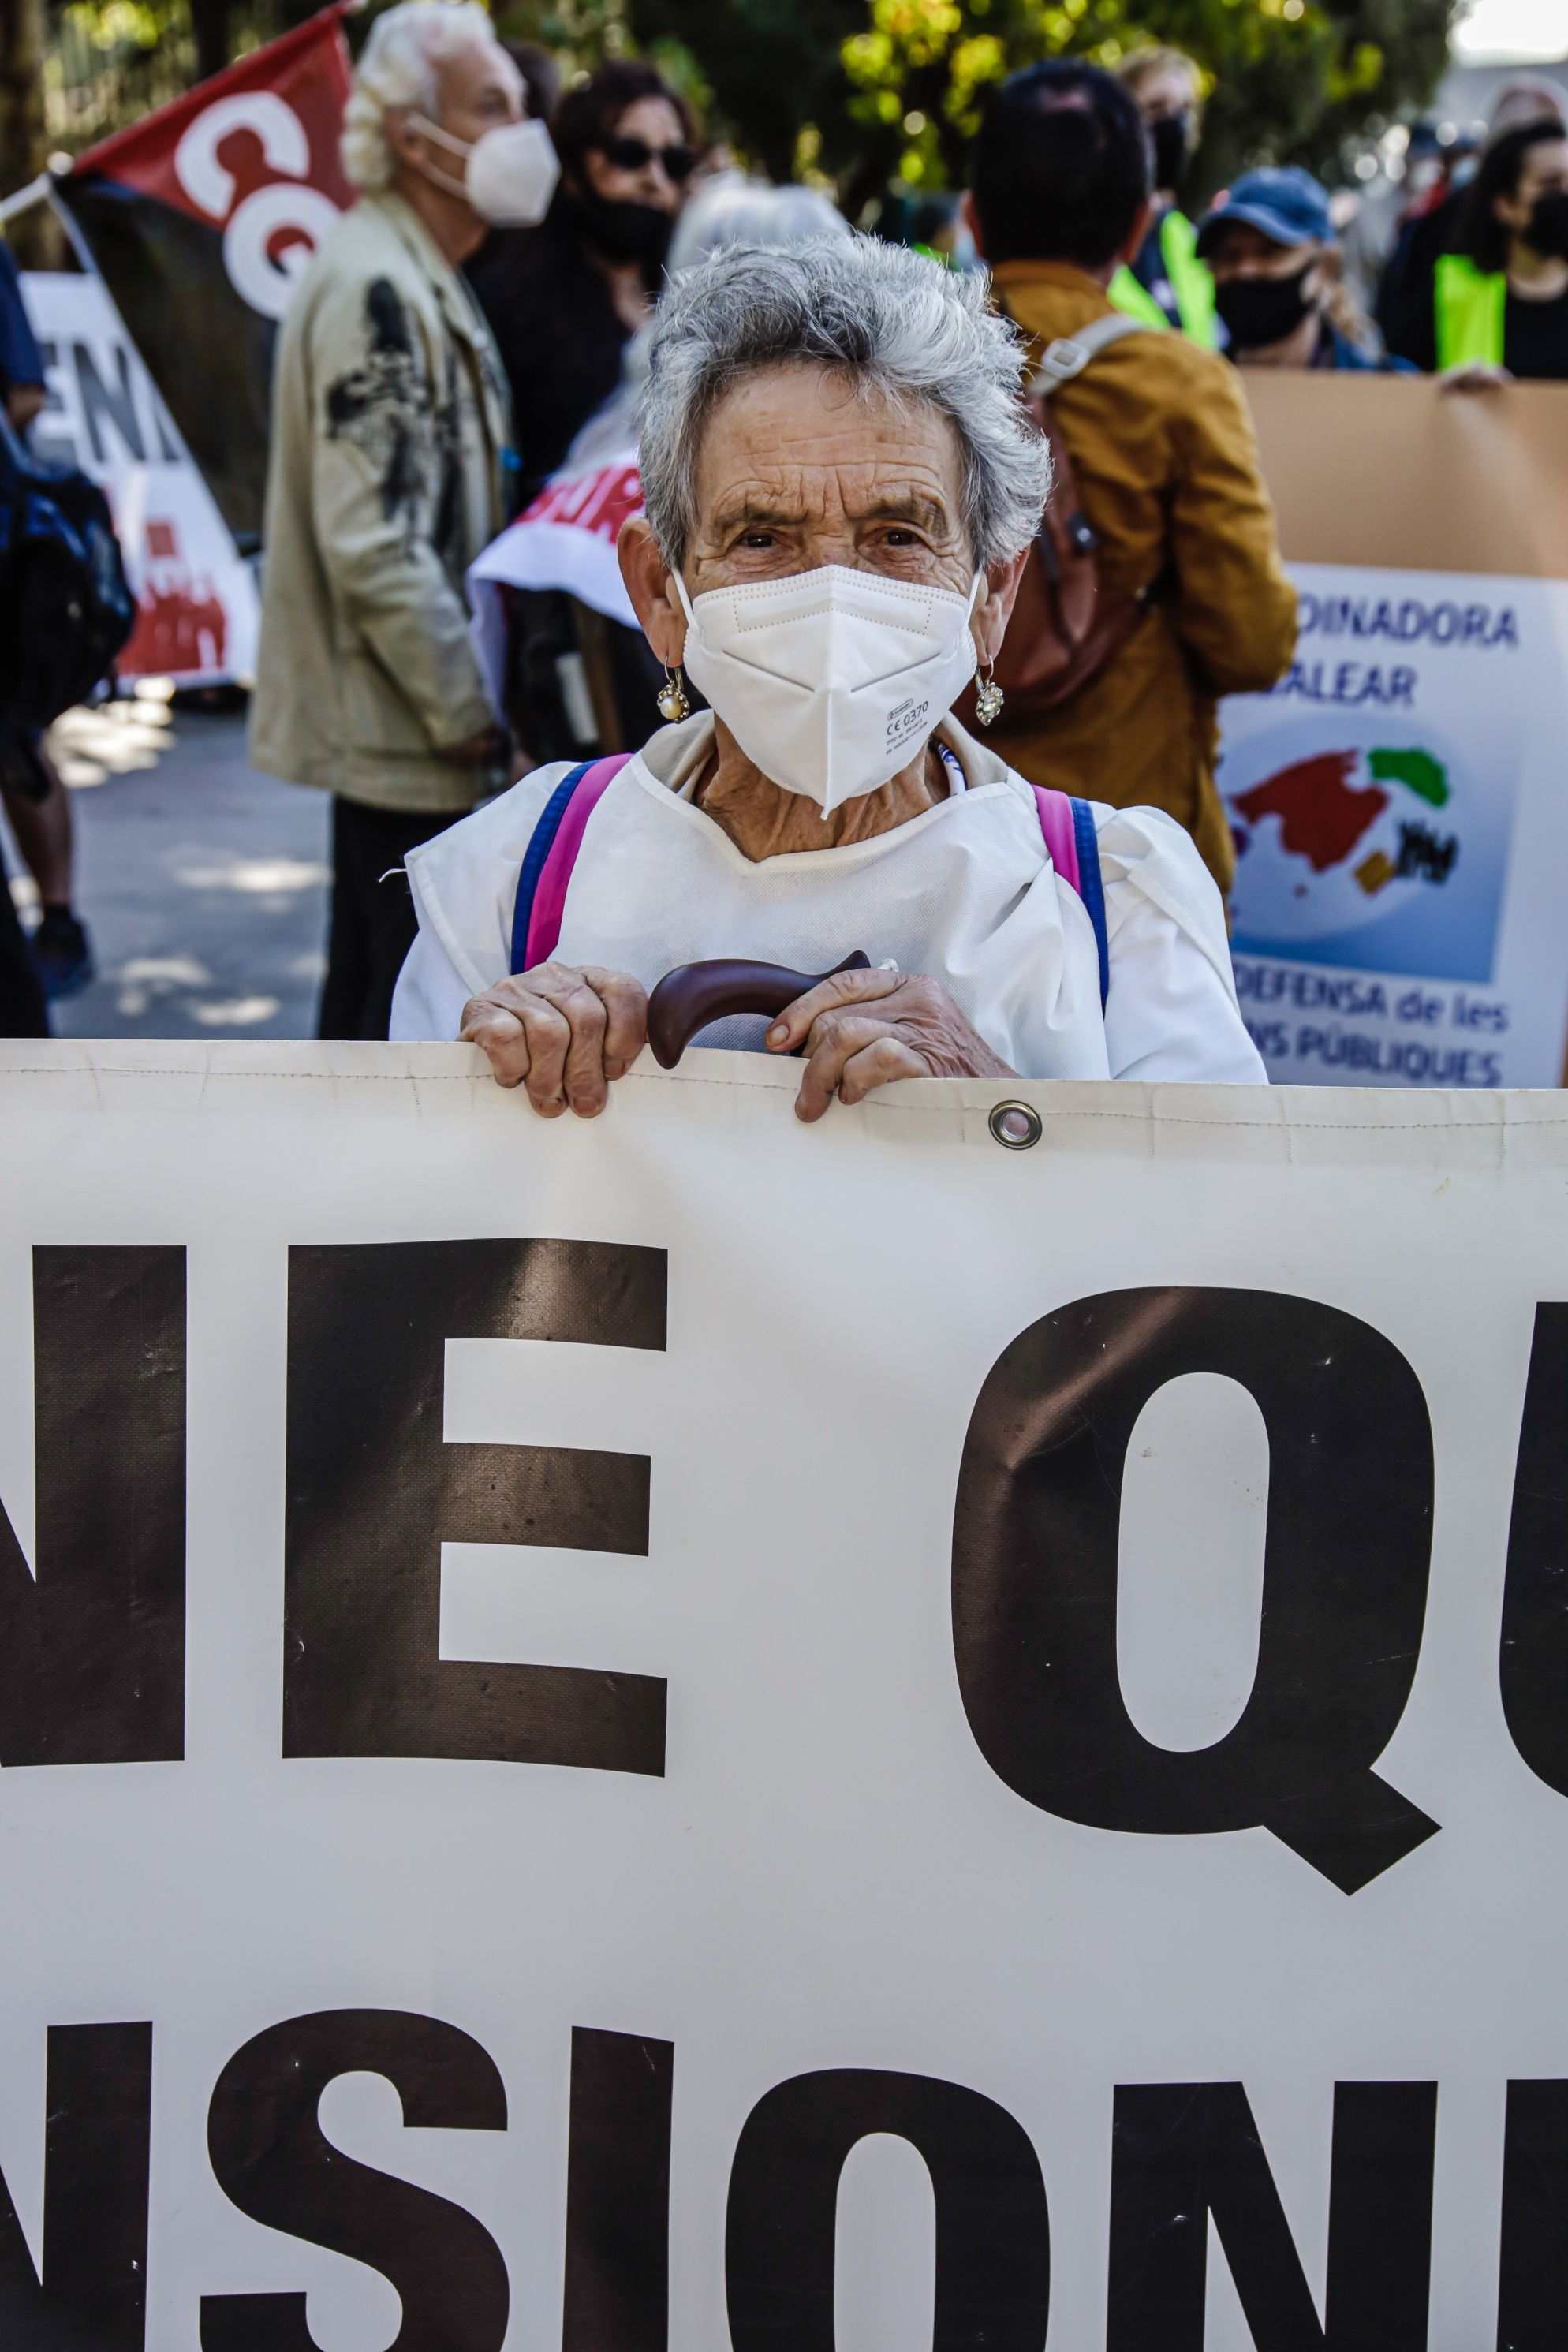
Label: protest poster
xmin=1223 ymin=375 xmax=1568 ymax=1091
xmin=469 ymin=452 xmax=643 ymax=715
xmin=52 ymin=6 xmax=355 ymax=548
xmin=2 ymin=1037 xmax=1568 ymax=2344
xmin=21 ymin=271 xmax=258 ymax=687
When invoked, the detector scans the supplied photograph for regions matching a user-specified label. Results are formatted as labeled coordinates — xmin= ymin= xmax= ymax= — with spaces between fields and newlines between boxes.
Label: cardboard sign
xmin=2 ymin=1038 xmax=1568 ymax=2344
xmin=1224 ymin=376 xmax=1568 ymax=1088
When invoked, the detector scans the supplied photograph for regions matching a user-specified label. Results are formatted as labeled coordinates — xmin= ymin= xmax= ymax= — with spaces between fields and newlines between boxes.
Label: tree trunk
xmin=189 ymin=0 xmax=232 ymax=83
xmin=0 ymin=0 xmax=47 ymax=200
xmin=0 ymin=0 xmax=65 ymax=270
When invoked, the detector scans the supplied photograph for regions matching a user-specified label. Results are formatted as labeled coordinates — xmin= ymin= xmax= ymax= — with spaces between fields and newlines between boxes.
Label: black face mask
xmin=1150 ymin=110 xmax=1193 ymax=191
xmin=570 ymin=184 xmax=674 ymax=270
xmin=1214 ymin=264 xmax=1319 ymax=351
xmin=1526 ymin=189 xmax=1568 ymax=259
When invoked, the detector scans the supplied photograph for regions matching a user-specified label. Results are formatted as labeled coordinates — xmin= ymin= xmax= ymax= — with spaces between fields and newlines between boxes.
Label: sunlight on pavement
xmin=48 ymin=695 xmax=174 ymax=790
xmin=193 ymin=996 xmax=283 ymax=1026
xmin=171 ymin=853 xmax=330 ymax=895
xmin=115 ymin=954 xmax=211 ymax=1017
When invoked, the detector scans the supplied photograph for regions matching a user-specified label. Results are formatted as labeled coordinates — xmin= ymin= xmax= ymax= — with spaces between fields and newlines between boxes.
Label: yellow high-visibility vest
xmin=1434 ymin=252 xmax=1507 ymax=370
xmin=1109 ymin=207 xmax=1218 ymax=348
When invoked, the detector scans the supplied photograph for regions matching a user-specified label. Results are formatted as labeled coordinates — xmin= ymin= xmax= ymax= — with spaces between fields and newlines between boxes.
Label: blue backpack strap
xmin=1070 ymin=794 xmax=1110 ymax=1012
xmin=509 ymin=760 xmax=595 ymax=976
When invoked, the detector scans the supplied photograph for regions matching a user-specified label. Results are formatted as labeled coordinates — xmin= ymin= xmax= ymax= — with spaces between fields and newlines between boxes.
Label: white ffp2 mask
xmin=674 ymin=564 xmax=981 ymax=815
xmin=409 ymin=115 xmax=559 ymax=226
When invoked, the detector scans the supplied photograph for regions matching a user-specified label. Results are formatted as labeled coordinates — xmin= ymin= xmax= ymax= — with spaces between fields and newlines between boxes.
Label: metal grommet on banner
xmin=988 ymin=1100 xmax=1043 ymax=1151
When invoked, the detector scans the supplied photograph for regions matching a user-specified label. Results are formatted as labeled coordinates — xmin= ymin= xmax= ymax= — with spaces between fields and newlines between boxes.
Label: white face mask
xmin=407 ymin=114 xmax=559 ymax=226
xmin=674 ymin=564 xmax=982 ymax=816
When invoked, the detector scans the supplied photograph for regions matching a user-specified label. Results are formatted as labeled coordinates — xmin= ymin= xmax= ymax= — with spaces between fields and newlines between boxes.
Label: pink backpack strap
xmin=1032 ymin=783 xmax=1081 ymax=893
xmin=1032 ymin=783 xmax=1110 ymax=1010
xmin=516 ymin=752 xmax=633 ymax=972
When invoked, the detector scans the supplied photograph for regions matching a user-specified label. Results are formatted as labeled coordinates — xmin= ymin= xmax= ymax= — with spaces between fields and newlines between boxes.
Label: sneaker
xmin=31 ymin=908 xmax=95 ymax=1001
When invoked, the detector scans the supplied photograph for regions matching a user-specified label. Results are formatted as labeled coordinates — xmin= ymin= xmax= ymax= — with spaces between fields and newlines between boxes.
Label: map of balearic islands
xmin=1233 ymin=747 xmax=1454 ymax=896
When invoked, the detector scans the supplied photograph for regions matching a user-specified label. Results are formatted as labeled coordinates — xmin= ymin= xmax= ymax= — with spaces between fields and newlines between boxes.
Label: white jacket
xmin=392 ymin=714 xmax=1266 ymax=1085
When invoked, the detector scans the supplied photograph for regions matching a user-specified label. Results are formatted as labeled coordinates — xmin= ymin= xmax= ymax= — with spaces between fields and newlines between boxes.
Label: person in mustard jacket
xmin=965 ymin=61 xmax=1298 ymax=894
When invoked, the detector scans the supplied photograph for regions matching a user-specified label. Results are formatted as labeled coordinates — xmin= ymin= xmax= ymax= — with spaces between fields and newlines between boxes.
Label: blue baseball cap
xmin=1195 ymin=166 xmax=1335 ymax=256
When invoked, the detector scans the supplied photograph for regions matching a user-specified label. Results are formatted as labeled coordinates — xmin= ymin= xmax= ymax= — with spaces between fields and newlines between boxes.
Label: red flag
xmin=56 ymin=7 xmax=357 ymax=547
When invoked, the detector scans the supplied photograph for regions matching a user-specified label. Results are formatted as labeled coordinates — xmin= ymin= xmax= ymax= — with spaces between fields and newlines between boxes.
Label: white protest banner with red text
xmin=23 ymin=271 xmax=258 ymax=685
xmin=469 ymin=453 xmax=643 ymax=707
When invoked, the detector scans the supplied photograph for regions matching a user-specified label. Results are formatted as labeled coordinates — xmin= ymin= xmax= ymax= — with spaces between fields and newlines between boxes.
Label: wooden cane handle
xmin=646 ymin=953 xmax=872 ymax=1069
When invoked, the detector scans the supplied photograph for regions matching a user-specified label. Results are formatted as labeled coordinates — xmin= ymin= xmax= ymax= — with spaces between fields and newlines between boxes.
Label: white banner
xmin=2 ymin=1040 xmax=1566 ymax=2347
xmin=1219 ymin=562 xmax=1568 ymax=1092
xmin=21 ymin=272 xmax=259 ymax=685
xmin=469 ymin=454 xmax=642 ymax=711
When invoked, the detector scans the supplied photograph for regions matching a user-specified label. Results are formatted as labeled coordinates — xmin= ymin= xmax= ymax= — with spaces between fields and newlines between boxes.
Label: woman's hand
xmin=460 ymin=963 xmax=648 ymax=1116
xmin=1438 ymin=361 xmax=1513 ymax=394
xmin=767 ymin=965 xmax=1015 ymax=1122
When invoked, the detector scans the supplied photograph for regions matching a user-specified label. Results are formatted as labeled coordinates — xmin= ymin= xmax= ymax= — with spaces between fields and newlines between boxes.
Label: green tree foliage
xmin=629 ymin=0 xmax=868 ymax=181
xmin=631 ymin=0 xmax=1454 ymax=204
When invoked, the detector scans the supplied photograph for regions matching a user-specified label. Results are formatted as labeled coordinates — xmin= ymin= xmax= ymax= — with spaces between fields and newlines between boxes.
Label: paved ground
xmin=5 ymin=691 xmax=330 ymax=1040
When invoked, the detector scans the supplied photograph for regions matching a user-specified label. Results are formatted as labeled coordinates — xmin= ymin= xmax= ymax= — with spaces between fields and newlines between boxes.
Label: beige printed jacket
xmin=250 ymin=192 xmax=511 ymax=814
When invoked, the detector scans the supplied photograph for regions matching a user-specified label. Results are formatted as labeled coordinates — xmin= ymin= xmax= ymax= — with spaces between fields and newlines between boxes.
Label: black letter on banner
xmin=0 ymin=1248 xmax=185 ymax=1764
xmin=1499 ymin=1309 xmax=1568 ymax=1793
xmin=1496 ymin=2079 xmax=1568 ymax=2349
xmin=725 ymin=2068 xmax=1049 ymax=2350
xmin=562 ymin=2027 xmax=674 ymax=2350
xmin=200 ymin=2010 xmax=509 ymax=2352
xmin=284 ymin=1239 xmax=666 ymax=1771
xmin=1107 ymin=2081 xmax=1436 ymax=2352
xmin=0 ymin=2022 xmax=153 ymax=2350
xmin=952 ymin=1287 xmax=1437 ymax=1892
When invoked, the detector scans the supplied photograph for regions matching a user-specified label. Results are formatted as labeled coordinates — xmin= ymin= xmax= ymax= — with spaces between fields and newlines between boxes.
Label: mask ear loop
xmin=402 ymin=112 xmax=473 ymax=203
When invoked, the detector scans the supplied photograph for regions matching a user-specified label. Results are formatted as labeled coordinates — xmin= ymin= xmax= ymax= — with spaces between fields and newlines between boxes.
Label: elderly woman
xmin=390 ymin=235 xmax=1265 ymax=1118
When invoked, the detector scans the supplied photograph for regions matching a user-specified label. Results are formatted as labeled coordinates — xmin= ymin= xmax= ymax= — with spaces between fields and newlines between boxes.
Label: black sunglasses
xmin=599 ymin=133 xmax=696 ymax=182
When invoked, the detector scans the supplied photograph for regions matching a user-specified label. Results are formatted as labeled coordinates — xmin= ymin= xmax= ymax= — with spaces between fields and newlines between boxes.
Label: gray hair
xmin=569 ymin=178 xmax=853 ymax=471
xmin=666 ymin=173 xmax=851 ymax=277
xmin=342 ymin=0 xmax=498 ymax=193
xmin=638 ymin=233 xmax=1051 ymax=570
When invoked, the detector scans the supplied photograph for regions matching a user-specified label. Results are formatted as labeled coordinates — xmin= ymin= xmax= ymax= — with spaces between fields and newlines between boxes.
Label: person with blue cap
xmin=1197 ymin=166 xmax=1413 ymax=371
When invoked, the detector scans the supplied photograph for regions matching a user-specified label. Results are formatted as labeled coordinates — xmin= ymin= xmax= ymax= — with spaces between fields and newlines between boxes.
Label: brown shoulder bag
xmin=983 ymin=310 xmax=1165 ymax=716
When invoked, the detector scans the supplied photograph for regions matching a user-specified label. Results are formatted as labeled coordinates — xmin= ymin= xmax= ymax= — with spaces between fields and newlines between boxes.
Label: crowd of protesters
xmin=2 ymin=0 xmax=1566 ymax=1047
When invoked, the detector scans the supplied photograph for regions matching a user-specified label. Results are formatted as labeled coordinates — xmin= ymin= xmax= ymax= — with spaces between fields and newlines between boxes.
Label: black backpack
xmin=0 ymin=411 xmax=135 ymax=737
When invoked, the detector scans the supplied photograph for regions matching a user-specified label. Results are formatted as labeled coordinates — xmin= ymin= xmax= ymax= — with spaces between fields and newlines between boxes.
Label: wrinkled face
xmin=1206 ymin=219 xmax=1327 ymax=300
xmin=685 ymin=361 xmax=973 ymax=599
xmin=431 ymin=39 xmax=525 ymax=151
xmin=1498 ymin=136 xmax=1568 ymax=237
xmin=581 ymin=95 xmax=693 ymax=215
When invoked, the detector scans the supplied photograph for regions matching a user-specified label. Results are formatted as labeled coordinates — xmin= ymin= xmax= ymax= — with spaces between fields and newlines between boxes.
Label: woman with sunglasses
xmin=469 ymin=60 xmax=700 ymax=512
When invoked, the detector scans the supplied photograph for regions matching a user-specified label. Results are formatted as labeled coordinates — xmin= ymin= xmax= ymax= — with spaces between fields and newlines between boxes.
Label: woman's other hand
xmin=767 ymin=965 xmax=1015 ymax=1122
xmin=461 ymin=963 xmax=648 ymax=1114
xmin=1438 ymin=361 xmax=1514 ymax=393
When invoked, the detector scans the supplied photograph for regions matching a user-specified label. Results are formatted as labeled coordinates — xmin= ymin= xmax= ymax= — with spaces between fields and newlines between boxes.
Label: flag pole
xmin=0 ymin=174 xmax=54 ymax=226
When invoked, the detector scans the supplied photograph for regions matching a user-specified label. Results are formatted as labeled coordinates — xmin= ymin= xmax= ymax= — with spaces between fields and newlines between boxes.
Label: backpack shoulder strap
xmin=1032 ymin=785 xmax=1109 ymax=1012
xmin=1032 ymin=310 xmax=1150 ymax=395
xmin=510 ymin=752 xmax=633 ymax=975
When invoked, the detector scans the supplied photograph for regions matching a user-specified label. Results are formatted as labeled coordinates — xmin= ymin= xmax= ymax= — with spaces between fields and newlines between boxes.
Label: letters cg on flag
xmin=53 ymin=6 xmax=355 ymax=551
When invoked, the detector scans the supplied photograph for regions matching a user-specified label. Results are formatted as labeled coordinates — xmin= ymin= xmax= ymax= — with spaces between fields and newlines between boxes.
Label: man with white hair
xmin=251 ymin=1 xmax=556 ymax=1040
